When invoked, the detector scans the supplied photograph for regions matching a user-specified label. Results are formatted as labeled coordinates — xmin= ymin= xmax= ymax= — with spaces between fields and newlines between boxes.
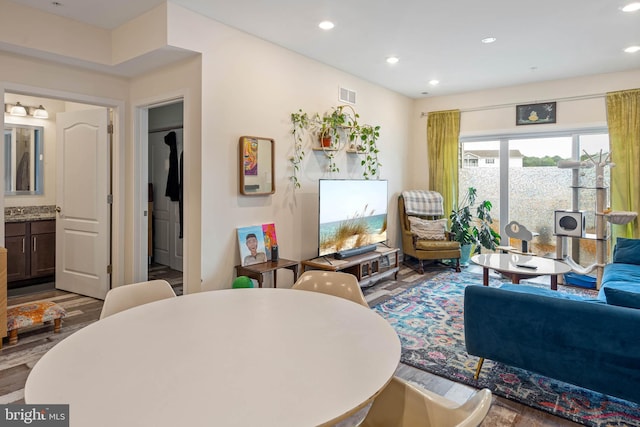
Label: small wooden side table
xmin=235 ymin=259 xmax=299 ymax=288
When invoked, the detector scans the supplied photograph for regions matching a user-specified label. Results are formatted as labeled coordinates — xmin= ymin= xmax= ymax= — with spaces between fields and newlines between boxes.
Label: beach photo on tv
xmin=318 ymin=179 xmax=388 ymax=257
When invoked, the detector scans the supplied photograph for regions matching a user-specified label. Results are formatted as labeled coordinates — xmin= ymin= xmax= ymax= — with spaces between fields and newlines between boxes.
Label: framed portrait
xmin=516 ymin=102 xmax=556 ymax=125
xmin=237 ymin=225 xmax=268 ymax=266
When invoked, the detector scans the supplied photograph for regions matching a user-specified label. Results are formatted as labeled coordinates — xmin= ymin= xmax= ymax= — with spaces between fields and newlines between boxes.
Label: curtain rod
xmin=149 ymin=125 xmax=183 ymax=134
xmin=419 ymin=92 xmax=605 ymax=117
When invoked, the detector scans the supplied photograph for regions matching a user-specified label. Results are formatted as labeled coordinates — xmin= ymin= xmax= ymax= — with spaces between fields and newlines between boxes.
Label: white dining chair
xmin=292 ymin=271 xmax=369 ymax=308
xmin=360 ymin=376 xmax=492 ymax=427
xmin=99 ymin=279 xmax=177 ymax=319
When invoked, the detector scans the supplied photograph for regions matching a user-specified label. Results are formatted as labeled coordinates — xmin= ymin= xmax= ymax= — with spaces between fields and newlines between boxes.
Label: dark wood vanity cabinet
xmin=5 ymin=220 xmax=55 ymax=283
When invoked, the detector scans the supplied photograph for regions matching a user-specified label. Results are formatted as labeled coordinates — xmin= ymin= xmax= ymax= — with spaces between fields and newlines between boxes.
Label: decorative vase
xmin=460 ymin=244 xmax=473 ymax=266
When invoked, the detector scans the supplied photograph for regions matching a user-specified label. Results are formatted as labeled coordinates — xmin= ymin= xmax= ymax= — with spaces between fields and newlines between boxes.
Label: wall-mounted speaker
xmin=554 ymin=210 xmax=586 ymax=237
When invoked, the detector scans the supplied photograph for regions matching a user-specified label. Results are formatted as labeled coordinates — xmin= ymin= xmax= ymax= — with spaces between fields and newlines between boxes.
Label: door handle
xmin=56 ymin=206 xmax=63 ymax=217
xmin=33 ymin=236 xmax=37 ymax=252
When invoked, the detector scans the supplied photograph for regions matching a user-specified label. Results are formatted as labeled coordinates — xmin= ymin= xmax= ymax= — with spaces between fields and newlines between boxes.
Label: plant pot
xmin=320 ymin=136 xmax=332 ymax=148
xmin=460 ymin=244 xmax=473 ymax=266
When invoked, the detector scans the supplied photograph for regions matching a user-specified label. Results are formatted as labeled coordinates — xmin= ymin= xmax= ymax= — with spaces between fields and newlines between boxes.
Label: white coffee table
xmin=25 ymin=288 xmax=401 ymax=427
xmin=471 ymin=253 xmax=571 ymax=290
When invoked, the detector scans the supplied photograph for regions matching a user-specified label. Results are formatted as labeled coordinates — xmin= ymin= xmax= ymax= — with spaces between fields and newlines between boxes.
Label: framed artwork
xmin=262 ymin=223 xmax=278 ymax=260
xmin=237 ymin=225 xmax=268 ymax=266
xmin=237 ymin=223 xmax=278 ymax=266
xmin=516 ymin=102 xmax=556 ymax=125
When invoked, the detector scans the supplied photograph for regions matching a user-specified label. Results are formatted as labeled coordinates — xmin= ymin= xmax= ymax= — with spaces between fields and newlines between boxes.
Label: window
xmin=460 ymin=129 xmax=609 ymax=262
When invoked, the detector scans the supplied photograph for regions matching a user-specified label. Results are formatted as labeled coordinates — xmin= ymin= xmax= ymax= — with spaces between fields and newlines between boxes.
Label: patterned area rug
xmin=372 ymin=271 xmax=640 ymax=426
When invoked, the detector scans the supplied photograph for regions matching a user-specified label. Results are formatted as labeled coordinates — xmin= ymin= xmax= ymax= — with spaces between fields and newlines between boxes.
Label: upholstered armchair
xmin=399 ymin=191 xmax=461 ymax=273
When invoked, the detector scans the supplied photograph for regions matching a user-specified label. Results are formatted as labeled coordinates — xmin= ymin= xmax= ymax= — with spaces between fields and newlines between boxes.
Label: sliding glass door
xmin=459 ymin=130 xmax=609 ymax=261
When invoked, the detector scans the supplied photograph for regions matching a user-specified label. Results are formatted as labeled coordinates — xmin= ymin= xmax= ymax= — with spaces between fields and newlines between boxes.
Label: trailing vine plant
xmin=290 ymin=109 xmax=309 ymax=189
xmin=354 ymin=124 xmax=381 ymax=179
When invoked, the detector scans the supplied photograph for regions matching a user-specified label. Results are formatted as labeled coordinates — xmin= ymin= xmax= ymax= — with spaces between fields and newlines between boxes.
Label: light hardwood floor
xmin=0 ymin=262 xmax=580 ymax=426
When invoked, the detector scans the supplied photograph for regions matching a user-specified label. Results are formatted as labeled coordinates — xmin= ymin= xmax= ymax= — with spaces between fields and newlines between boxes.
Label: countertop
xmin=5 ymin=214 xmax=56 ymax=223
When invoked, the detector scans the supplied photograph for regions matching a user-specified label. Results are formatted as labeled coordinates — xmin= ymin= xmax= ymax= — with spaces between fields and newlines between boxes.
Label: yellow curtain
xmin=606 ymin=89 xmax=640 ymax=239
xmin=427 ymin=110 xmax=460 ymax=218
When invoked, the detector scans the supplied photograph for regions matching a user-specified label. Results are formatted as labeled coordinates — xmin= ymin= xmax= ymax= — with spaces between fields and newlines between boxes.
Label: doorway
xmin=146 ymin=101 xmax=184 ymax=292
xmin=2 ymin=89 xmax=124 ymax=298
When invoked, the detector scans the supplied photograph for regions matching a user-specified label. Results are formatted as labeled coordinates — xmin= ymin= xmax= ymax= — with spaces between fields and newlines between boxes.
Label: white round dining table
xmin=25 ymin=288 xmax=401 ymax=427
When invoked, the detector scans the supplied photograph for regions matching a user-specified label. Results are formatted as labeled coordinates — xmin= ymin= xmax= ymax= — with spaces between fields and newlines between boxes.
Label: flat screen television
xmin=318 ymin=179 xmax=388 ymax=258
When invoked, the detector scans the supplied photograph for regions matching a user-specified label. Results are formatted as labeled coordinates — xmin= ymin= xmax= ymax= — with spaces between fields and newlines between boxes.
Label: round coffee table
xmin=471 ymin=253 xmax=571 ymax=290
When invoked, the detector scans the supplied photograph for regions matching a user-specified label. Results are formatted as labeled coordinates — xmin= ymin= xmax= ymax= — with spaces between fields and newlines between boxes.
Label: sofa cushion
xmin=602 ymin=262 xmax=640 ymax=283
xmin=603 ymin=282 xmax=640 ymax=309
xmin=499 ymin=284 xmax=604 ymax=303
xmin=407 ymin=216 xmax=447 ymax=240
xmin=613 ymin=237 xmax=640 ymax=265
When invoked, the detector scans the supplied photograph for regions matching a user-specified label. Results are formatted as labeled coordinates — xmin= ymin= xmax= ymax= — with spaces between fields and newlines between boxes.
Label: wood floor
xmin=0 ymin=262 xmax=580 ymax=426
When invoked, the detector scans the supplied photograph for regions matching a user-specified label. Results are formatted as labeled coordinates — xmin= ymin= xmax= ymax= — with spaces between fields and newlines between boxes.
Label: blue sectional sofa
xmin=464 ymin=237 xmax=640 ymax=404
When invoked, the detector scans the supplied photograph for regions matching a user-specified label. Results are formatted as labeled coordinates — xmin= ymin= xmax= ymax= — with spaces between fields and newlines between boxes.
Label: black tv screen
xmin=318 ymin=179 xmax=388 ymax=257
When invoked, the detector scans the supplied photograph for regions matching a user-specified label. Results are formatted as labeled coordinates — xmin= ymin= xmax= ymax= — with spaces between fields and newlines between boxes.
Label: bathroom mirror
xmin=239 ymin=136 xmax=275 ymax=196
xmin=4 ymin=124 xmax=44 ymax=196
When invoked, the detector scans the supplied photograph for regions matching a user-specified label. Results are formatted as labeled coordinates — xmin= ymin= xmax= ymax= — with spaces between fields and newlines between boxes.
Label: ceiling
xmin=7 ymin=0 xmax=640 ymax=98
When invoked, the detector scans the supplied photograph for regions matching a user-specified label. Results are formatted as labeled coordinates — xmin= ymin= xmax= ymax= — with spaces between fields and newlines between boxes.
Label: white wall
xmin=411 ymin=69 xmax=640 ymax=189
xmin=166 ymin=5 xmax=413 ymax=291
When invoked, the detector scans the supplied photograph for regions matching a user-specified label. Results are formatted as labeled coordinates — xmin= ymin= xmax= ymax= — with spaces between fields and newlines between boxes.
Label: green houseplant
xmin=353 ymin=124 xmax=381 ymax=179
xmin=289 ymin=105 xmax=381 ymax=185
xmin=449 ymin=187 xmax=500 ymax=263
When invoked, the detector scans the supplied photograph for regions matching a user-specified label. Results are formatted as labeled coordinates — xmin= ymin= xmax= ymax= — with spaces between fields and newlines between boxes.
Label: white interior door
xmin=55 ymin=108 xmax=110 ymax=299
xmin=149 ymin=129 xmax=183 ymax=271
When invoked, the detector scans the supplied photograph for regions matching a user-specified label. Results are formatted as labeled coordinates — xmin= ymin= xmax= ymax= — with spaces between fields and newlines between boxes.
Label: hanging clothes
xmin=164 ymin=131 xmax=180 ymax=201
xmin=179 ymin=151 xmax=184 ymax=239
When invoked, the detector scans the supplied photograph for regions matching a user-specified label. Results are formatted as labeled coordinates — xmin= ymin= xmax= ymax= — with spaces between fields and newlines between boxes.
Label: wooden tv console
xmin=301 ymin=246 xmax=399 ymax=287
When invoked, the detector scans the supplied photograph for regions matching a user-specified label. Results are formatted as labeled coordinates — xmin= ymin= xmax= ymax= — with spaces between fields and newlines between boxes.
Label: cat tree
xmin=556 ymin=150 xmax=637 ymax=288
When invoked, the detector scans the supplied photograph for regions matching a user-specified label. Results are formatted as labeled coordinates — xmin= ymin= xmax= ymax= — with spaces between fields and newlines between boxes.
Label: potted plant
xmin=449 ymin=187 xmax=500 ymax=264
xmin=319 ymin=107 xmax=349 ymax=148
xmin=289 ymin=105 xmax=381 ymax=185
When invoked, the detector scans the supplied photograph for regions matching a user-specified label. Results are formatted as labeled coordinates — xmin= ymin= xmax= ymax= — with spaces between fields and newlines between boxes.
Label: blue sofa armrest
xmin=464 ymin=284 xmax=640 ymax=404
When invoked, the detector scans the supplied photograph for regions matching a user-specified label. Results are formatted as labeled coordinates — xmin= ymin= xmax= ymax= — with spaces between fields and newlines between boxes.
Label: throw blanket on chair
xmin=402 ymin=190 xmax=444 ymax=216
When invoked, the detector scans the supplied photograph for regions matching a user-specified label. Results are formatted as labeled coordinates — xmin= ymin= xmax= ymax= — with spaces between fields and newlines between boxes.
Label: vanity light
xmin=10 ymin=102 xmax=27 ymax=116
xmin=4 ymin=102 xmax=49 ymax=119
xmin=32 ymin=105 xmax=49 ymax=119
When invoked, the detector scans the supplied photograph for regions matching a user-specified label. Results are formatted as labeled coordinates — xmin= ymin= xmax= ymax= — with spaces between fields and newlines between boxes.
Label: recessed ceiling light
xmin=318 ymin=21 xmax=335 ymax=30
xmin=429 ymin=80 xmax=439 ymax=86
xmin=51 ymin=1 xmax=63 ymax=6
xmin=624 ymin=45 xmax=640 ymax=53
xmin=481 ymin=37 xmax=497 ymax=44
xmin=386 ymin=56 xmax=399 ymax=64
xmin=421 ymin=92 xmax=429 ymax=95
xmin=622 ymin=2 xmax=640 ymax=12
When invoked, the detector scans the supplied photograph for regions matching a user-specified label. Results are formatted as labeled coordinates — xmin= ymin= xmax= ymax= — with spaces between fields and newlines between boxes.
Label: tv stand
xmin=302 ymin=245 xmax=399 ymax=287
